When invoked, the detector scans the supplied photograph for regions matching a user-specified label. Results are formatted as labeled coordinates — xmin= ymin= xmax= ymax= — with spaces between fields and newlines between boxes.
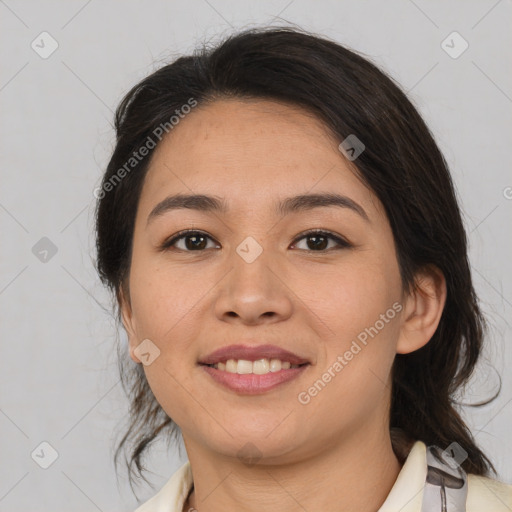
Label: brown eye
xmin=291 ymin=230 xmax=351 ymax=252
xmin=160 ymin=230 xmax=219 ymax=251
xmin=160 ymin=229 xmax=350 ymax=253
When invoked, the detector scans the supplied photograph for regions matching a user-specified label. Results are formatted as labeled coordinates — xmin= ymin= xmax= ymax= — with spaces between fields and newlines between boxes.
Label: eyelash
xmin=159 ymin=229 xmax=351 ymax=253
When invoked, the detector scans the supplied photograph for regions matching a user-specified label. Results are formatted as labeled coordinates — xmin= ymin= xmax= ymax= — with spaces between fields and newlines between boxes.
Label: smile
xmin=200 ymin=361 xmax=310 ymax=394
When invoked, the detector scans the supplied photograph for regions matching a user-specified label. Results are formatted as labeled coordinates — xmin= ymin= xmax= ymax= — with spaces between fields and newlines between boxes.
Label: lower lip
xmin=200 ymin=364 xmax=310 ymax=394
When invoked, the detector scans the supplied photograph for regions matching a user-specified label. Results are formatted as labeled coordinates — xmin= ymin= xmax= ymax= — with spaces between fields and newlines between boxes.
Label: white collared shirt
xmin=134 ymin=440 xmax=512 ymax=512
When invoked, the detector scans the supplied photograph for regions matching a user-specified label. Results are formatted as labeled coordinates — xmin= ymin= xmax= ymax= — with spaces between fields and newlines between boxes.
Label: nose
xmin=213 ymin=240 xmax=293 ymax=326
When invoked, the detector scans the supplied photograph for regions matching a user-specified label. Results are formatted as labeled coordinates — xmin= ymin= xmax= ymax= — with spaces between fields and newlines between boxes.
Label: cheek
xmin=143 ymin=361 xmax=198 ymax=429
xmin=128 ymin=255 xmax=203 ymax=339
xmin=300 ymin=256 xmax=401 ymax=336
xmin=299 ymin=312 xmax=400 ymax=433
xmin=303 ymin=255 xmax=402 ymax=399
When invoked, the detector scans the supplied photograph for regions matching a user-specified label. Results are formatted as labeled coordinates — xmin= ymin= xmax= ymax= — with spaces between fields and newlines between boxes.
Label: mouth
xmin=197 ymin=343 xmax=311 ymax=394
xmin=200 ymin=362 xmax=310 ymax=394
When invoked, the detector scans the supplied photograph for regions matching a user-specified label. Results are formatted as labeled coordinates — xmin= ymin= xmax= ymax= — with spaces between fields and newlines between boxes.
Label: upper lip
xmin=199 ymin=344 xmax=310 ymax=365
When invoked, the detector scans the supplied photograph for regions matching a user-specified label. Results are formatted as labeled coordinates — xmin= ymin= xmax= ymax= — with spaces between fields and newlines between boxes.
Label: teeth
xmin=226 ymin=359 xmax=238 ymax=373
xmin=237 ymin=359 xmax=253 ymax=374
xmin=210 ymin=358 xmax=300 ymax=374
xmin=253 ymin=359 xmax=269 ymax=374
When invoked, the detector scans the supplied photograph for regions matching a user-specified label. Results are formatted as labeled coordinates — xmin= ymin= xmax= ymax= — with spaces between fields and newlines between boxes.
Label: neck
xmin=183 ymin=427 xmax=403 ymax=512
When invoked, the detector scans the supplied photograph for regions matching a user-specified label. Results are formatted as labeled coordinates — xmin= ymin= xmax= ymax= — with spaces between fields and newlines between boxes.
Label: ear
xmin=396 ymin=265 xmax=447 ymax=354
xmin=119 ymin=285 xmax=142 ymax=364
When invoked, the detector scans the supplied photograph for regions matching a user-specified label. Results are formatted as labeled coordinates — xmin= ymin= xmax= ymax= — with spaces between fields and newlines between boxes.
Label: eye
xmin=290 ymin=229 xmax=351 ymax=252
xmin=159 ymin=229 xmax=351 ymax=252
xmin=159 ymin=230 xmax=219 ymax=252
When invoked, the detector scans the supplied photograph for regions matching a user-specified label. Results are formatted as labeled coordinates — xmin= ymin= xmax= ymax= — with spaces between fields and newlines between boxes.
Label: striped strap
xmin=421 ymin=445 xmax=468 ymax=512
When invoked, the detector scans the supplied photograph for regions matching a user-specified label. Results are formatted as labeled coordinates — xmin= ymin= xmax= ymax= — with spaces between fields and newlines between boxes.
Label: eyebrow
xmin=146 ymin=192 xmax=369 ymax=226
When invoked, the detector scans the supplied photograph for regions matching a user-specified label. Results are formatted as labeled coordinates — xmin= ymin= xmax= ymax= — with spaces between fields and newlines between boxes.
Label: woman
xmin=94 ymin=26 xmax=511 ymax=512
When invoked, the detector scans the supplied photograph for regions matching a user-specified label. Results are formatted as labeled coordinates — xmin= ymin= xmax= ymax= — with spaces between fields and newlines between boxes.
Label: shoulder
xmin=467 ymin=473 xmax=512 ymax=511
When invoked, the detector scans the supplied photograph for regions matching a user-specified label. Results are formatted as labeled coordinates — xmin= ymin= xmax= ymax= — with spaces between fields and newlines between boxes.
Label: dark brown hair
xmin=94 ymin=25 xmax=499 ymax=494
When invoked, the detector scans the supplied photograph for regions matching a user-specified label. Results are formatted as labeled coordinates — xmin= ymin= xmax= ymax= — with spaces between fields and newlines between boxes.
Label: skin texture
xmin=120 ymin=98 xmax=446 ymax=512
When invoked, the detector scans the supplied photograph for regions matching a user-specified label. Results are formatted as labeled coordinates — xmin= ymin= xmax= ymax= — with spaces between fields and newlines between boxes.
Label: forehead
xmin=152 ymin=98 xmax=340 ymax=167
xmin=138 ymin=98 xmax=379 ymax=219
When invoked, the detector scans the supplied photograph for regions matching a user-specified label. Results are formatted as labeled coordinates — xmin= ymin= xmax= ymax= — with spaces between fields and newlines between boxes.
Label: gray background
xmin=1 ymin=0 xmax=511 ymax=510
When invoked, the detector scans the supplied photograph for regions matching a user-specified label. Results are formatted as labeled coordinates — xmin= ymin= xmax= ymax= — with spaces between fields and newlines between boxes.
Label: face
xmin=121 ymin=98 xmax=409 ymax=464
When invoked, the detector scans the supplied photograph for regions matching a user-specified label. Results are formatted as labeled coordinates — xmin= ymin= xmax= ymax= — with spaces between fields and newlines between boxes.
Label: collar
xmin=378 ymin=440 xmax=427 ymax=511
